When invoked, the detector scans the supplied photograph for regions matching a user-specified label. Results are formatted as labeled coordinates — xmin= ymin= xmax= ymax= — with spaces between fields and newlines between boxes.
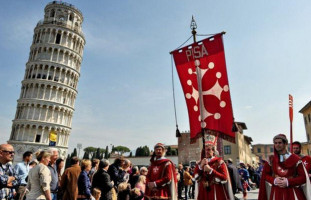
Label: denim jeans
xmin=185 ymin=185 xmax=189 ymax=200
xmin=51 ymin=193 xmax=57 ymax=200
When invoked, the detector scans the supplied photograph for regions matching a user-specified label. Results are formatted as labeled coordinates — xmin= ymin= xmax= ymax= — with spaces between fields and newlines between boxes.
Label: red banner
xmin=171 ymin=33 xmax=235 ymax=143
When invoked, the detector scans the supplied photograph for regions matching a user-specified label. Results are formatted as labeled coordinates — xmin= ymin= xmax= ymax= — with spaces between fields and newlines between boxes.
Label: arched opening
xmin=50 ymin=9 xmax=55 ymax=18
xmin=55 ymin=33 xmax=61 ymax=44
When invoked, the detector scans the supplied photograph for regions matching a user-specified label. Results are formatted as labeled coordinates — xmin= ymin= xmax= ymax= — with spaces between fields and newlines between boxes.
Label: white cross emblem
xmin=153 ymin=166 xmax=159 ymax=174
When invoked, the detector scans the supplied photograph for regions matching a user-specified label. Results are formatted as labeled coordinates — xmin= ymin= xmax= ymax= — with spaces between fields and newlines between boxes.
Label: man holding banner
xmin=194 ymin=142 xmax=234 ymax=200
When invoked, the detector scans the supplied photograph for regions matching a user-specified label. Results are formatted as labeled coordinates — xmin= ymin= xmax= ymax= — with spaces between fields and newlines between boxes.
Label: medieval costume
xmin=194 ymin=156 xmax=234 ymax=200
xmin=301 ymin=156 xmax=311 ymax=177
xmin=293 ymin=141 xmax=311 ymax=178
xmin=145 ymin=143 xmax=177 ymax=200
xmin=258 ymin=134 xmax=311 ymax=200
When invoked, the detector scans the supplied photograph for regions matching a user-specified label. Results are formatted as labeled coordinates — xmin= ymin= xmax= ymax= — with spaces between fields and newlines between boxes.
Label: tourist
xmin=226 ymin=158 xmax=241 ymax=200
xmin=129 ymin=188 xmax=144 ymax=200
xmin=183 ymin=166 xmax=193 ymax=200
xmin=135 ymin=175 xmax=146 ymax=194
xmin=188 ymin=166 xmax=196 ymax=199
xmin=129 ymin=166 xmax=140 ymax=189
xmin=92 ymin=159 xmax=114 ymax=200
xmin=108 ymin=156 xmax=126 ymax=199
xmin=254 ymin=162 xmax=263 ymax=188
xmin=108 ymin=156 xmax=126 ymax=186
xmin=89 ymin=159 xmax=100 ymax=183
xmin=139 ymin=167 xmax=148 ymax=177
xmin=14 ymin=151 xmax=32 ymax=200
xmin=117 ymin=182 xmax=131 ymax=200
xmin=122 ymin=159 xmax=131 ymax=183
xmin=60 ymin=156 xmax=81 ymax=200
xmin=77 ymin=159 xmax=93 ymax=200
xmin=26 ymin=150 xmax=52 ymax=200
xmin=0 ymin=144 xmax=20 ymax=200
xmin=135 ymin=175 xmax=146 ymax=200
xmin=177 ymin=164 xmax=184 ymax=200
xmin=56 ymin=158 xmax=64 ymax=200
xmin=239 ymin=163 xmax=250 ymax=199
xmin=47 ymin=148 xmax=59 ymax=200
xmin=29 ymin=160 xmax=38 ymax=169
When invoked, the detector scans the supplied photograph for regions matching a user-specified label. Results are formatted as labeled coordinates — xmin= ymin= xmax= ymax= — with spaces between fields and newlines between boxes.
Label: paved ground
xmin=184 ymin=188 xmax=259 ymax=200
xmin=235 ymin=188 xmax=259 ymax=200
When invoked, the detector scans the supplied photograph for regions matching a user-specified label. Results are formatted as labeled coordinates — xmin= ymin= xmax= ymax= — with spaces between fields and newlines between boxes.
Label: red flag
xmin=289 ymin=94 xmax=293 ymax=122
xmin=171 ymin=33 xmax=235 ymax=143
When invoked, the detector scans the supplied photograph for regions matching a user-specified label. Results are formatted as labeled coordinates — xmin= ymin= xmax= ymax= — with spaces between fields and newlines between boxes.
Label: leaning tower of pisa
xmin=8 ymin=1 xmax=85 ymax=161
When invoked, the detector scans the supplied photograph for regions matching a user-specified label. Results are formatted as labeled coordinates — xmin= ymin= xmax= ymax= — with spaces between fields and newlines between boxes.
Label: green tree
xmin=83 ymin=147 xmax=105 ymax=160
xmin=95 ymin=148 xmax=101 ymax=159
xmin=105 ymin=146 xmax=109 ymax=159
xmin=111 ymin=145 xmax=115 ymax=153
xmin=143 ymin=146 xmax=150 ymax=156
xmin=135 ymin=147 xmax=142 ymax=157
xmin=84 ymin=147 xmax=97 ymax=154
xmin=166 ymin=146 xmax=172 ymax=156
xmin=82 ymin=151 xmax=89 ymax=159
xmin=135 ymin=146 xmax=150 ymax=157
xmin=112 ymin=145 xmax=130 ymax=155
xmin=91 ymin=151 xmax=96 ymax=160
xmin=129 ymin=152 xmax=132 ymax=157
xmin=65 ymin=154 xmax=71 ymax=169
xmin=71 ymin=148 xmax=77 ymax=157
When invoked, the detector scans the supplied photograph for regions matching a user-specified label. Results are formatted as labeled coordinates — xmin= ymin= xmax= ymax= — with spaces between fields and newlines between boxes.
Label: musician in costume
xmin=194 ymin=143 xmax=234 ymax=200
xmin=293 ymin=141 xmax=311 ymax=179
xmin=145 ymin=143 xmax=177 ymax=200
xmin=258 ymin=134 xmax=311 ymax=200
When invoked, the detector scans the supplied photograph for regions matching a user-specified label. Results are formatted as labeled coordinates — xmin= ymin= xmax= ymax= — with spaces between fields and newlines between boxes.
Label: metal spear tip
xmin=190 ymin=15 xmax=197 ymax=30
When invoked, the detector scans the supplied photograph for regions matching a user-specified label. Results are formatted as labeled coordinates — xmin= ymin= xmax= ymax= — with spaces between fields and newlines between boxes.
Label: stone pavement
xmin=235 ymin=188 xmax=259 ymax=200
xmin=185 ymin=188 xmax=259 ymax=200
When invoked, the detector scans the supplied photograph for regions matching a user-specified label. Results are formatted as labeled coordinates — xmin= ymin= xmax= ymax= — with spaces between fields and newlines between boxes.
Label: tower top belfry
xmin=8 ymin=1 xmax=85 ymax=161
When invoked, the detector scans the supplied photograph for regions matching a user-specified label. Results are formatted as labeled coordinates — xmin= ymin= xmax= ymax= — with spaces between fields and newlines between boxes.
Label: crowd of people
xmin=1 ymin=134 xmax=311 ymax=200
xmin=0 ymin=144 xmax=150 ymax=200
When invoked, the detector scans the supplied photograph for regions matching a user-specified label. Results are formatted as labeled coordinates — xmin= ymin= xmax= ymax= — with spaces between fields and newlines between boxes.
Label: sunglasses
xmin=1 ymin=150 xmax=15 ymax=155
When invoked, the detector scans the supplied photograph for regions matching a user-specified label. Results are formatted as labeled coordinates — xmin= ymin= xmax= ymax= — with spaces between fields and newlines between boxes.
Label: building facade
xmin=222 ymin=122 xmax=258 ymax=166
xmin=178 ymin=122 xmax=257 ymax=166
xmin=299 ymin=101 xmax=311 ymax=155
xmin=253 ymin=142 xmax=310 ymax=160
xmin=178 ymin=131 xmax=203 ymax=165
xmin=252 ymin=144 xmax=274 ymax=161
xmin=8 ymin=1 xmax=85 ymax=161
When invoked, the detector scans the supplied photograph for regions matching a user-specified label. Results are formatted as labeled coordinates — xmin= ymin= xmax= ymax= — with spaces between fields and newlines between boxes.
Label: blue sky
xmin=1 ymin=1 xmax=311 ymax=153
